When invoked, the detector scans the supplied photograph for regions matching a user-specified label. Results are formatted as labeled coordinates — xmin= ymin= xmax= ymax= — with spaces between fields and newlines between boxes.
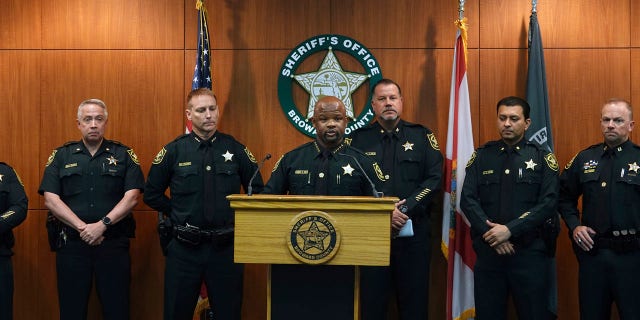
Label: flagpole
xmin=532 ymin=0 xmax=538 ymax=14
xmin=458 ymin=0 xmax=465 ymax=20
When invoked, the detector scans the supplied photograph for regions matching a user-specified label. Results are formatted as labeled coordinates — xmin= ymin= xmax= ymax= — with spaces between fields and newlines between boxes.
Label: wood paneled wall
xmin=1 ymin=0 xmax=637 ymax=319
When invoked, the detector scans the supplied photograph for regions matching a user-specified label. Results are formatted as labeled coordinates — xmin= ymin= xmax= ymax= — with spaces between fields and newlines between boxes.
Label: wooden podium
xmin=228 ymin=194 xmax=397 ymax=320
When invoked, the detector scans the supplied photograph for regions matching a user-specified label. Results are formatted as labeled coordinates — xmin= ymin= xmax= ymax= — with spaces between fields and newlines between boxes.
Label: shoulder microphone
xmin=247 ymin=153 xmax=271 ymax=196
xmin=338 ymin=152 xmax=383 ymax=198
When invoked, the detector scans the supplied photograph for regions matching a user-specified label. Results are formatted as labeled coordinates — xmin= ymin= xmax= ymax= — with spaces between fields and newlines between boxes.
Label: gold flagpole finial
xmin=532 ymin=0 xmax=538 ymax=14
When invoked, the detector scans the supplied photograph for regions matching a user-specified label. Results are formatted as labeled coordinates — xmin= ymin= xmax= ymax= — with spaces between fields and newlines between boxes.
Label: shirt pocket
xmin=478 ymin=173 xmax=500 ymax=206
xmin=102 ymin=164 xmax=125 ymax=194
xmin=290 ymin=173 xmax=314 ymax=195
xmin=516 ymin=170 xmax=542 ymax=207
xmin=618 ymin=173 xmax=640 ymax=205
xmin=170 ymin=166 xmax=199 ymax=195
xmin=397 ymin=154 xmax=422 ymax=183
xmin=215 ymin=163 xmax=240 ymax=193
xmin=59 ymin=166 xmax=84 ymax=197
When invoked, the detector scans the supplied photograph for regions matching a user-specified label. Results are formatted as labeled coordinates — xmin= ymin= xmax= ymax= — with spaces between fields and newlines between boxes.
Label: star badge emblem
xmin=107 ymin=156 xmax=118 ymax=166
xmin=402 ymin=141 xmax=414 ymax=151
xmin=293 ymin=48 xmax=369 ymax=120
xmin=0 ymin=174 xmax=3 ymax=182
xmin=525 ymin=159 xmax=537 ymax=170
xmin=342 ymin=164 xmax=355 ymax=176
xmin=222 ymin=151 xmax=234 ymax=162
xmin=629 ymin=162 xmax=640 ymax=173
xmin=298 ymin=221 xmax=330 ymax=251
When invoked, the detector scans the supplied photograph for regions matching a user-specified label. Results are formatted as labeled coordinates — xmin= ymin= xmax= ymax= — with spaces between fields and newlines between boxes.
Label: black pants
xmin=0 ymin=255 xmax=13 ymax=320
xmin=56 ymin=237 xmax=131 ymax=320
xmin=163 ymin=239 xmax=243 ymax=320
xmin=360 ymin=218 xmax=431 ymax=320
xmin=577 ymin=248 xmax=640 ymax=320
xmin=473 ymin=238 xmax=552 ymax=320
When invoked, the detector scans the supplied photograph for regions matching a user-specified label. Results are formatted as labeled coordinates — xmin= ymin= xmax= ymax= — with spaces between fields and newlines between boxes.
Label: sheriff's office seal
xmin=278 ymin=34 xmax=383 ymax=138
xmin=287 ymin=210 xmax=341 ymax=264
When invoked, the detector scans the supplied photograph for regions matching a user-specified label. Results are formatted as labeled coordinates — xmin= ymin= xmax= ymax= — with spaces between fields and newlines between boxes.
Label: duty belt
xmin=597 ymin=229 xmax=640 ymax=253
xmin=173 ymin=223 xmax=234 ymax=246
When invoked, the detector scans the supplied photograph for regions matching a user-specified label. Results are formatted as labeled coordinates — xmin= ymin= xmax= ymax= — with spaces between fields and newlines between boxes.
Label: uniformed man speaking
xmin=559 ymin=98 xmax=640 ymax=319
xmin=461 ymin=96 xmax=558 ymax=319
xmin=144 ymin=88 xmax=264 ymax=320
xmin=39 ymin=99 xmax=144 ymax=320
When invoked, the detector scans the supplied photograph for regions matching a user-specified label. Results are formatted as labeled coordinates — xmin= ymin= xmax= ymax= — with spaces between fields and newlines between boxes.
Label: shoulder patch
xmin=127 ymin=149 xmax=140 ymax=165
xmin=13 ymin=168 xmax=24 ymax=187
xmin=565 ymin=153 xmax=578 ymax=170
xmin=152 ymin=147 xmax=167 ymax=165
xmin=373 ymin=162 xmax=387 ymax=181
xmin=544 ymin=153 xmax=559 ymax=172
xmin=344 ymin=137 xmax=352 ymax=146
xmin=45 ymin=150 xmax=58 ymax=167
xmin=427 ymin=133 xmax=440 ymax=151
xmin=244 ymin=147 xmax=257 ymax=164
xmin=466 ymin=151 xmax=477 ymax=168
xmin=271 ymin=155 xmax=284 ymax=173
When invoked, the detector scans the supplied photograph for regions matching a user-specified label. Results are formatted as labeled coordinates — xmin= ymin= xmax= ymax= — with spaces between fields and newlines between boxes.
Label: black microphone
xmin=247 ymin=153 xmax=271 ymax=196
xmin=338 ymin=153 xmax=383 ymax=198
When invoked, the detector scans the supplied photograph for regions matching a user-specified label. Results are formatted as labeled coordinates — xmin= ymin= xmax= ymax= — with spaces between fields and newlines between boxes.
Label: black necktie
xmin=498 ymin=148 xmax=515 ymax=224
xmin=203 ymin=141 xmax=216 ymax=224
xmin=315 ymin=150 xmax=330 ymax=195
xmin=382 ymin=133 xmax=395 ymax=175
xmin=596 ymin=148 xmax=614 ymax=233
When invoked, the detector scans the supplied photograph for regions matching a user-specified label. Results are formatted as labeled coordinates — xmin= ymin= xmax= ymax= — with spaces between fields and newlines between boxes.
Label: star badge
xmin=0 ymin=174 xmax=3 ymax=182
xmin=107 ymin=156 xmax=118 ymax=166
xmin=629 ymin=162 xmax=640 ymax=173
xmin=402 ymin=141 xmax=414 ymax=151
xmin=525 ymin=159 xmax=537 ymax=170
xmin=222 ymin=151 xmax=234 ymax=162
xmin=342 ymin=164 xmax=355 ymax=176
xmin=298 ymin=221 xmax=330 ymax=251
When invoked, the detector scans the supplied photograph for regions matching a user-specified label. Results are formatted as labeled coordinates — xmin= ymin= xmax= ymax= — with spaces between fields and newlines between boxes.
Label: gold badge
xmin=45 ymin=150 xmax=58 ymax=167
xmin=244 ymin=147 xmax=257 ymax=163
xmin=152 ymin=147 xmax=167 ymax=165
xmin=107 ymin=155 xmax=118 ymax=166
xmin=427 ymin=133 xmax=440 ymax=151
xmin=127 ymin=149 xmax=140 ymax=165
xmin=545 ymin=153 xmax=559 ymax=172
xmin=344 ymin=137 xmax=352 ymax=146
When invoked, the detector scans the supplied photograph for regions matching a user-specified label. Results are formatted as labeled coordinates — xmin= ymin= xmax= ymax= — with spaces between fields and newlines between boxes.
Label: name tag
xmin=178 ymin=162 xmax=192 ymax=167
xmin=482 ymin=170 xmax=494 ymax=175
xmin=365 ymin=152 xmax=377 ymax=156
xmin=295 ymin=170 xmax=308 ymax=175
xmin=65 ymin=163 xmax=78 ymax=169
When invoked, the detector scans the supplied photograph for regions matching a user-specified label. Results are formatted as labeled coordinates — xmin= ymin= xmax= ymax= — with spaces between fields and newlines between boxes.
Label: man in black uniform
xmin=39 ymin=98 xmax=144 ymax=320
xmin=460 ymin=96 xmax=558 ymax=320
xmin=0 ymin=163 xmax=27 ymax=320
xmin=144 ymin=88 xmax=264 ymax=320
xmin=264 ymin=95 xmax=387 ymax=320
xmin=349 ymin=79 xmax=443 ymax=320
xmin=559 ymin=98 xmax=640 ymax=319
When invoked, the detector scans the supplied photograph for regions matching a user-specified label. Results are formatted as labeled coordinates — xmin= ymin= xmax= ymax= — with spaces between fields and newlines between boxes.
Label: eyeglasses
xmin=80 ymin=116 xmax=106 ymax=124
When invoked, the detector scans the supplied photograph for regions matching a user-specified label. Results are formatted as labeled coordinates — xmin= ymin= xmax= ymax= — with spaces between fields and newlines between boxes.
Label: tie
xmin=203 ymin=141 xmax=216 ymax=224
xmin=315 ymin=150 xmax=331 ymax=195
xmin=596 ymin=148 xmax=614 ymax=233
xmin=382 ymin=133 xmax=395 ymax=176
xmin=498 ymin=148 xmax=515 ymax=224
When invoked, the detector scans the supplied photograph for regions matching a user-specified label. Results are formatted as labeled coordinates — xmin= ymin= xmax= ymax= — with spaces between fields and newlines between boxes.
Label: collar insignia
xmin=222 ymin=150 xmax=234 ymax=162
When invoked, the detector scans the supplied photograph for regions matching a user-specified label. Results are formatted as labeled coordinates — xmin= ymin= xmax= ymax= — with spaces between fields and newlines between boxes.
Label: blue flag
xmin=192 ymin=0 xmax=212 ymax=90
xmin=525 ymin=12 xmax=553 ymax=151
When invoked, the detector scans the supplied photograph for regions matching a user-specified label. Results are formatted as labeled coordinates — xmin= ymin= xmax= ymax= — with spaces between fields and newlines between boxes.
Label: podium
xmin=228 ymin=194 xmax=397 ymax=320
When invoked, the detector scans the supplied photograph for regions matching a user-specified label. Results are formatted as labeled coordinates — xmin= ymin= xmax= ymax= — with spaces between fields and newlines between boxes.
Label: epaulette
xmin=586 ymin=143 xmax=604 ymax=150
xmin=172 ymin=133 xmax=191 ymax=142
xmin=62 ymin=140 xmax=80 ymax=148
xmin=402 ymin=120 xmax=421 ymax=128
xmin=110 ymin=140 xmax=126 ymax=147
xmin=477 ymin=140 xmax=500 ymax=149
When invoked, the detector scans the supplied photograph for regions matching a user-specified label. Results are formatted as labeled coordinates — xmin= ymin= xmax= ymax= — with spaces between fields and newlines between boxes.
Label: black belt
xmin=172 ymin=224 xmax=234 ymax=246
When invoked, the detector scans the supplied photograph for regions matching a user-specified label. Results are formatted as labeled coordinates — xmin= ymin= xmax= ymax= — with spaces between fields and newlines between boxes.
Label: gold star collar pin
xmin=629 ymin=162 xmax=640 ymax=173
xmin=222 ymin=150 xmax=234 ymax=162
xmin=107 ymin=155 xmax=118 ymax=166
xmin=402 ymin=141 xmax=414 ymax=151
xmin=525 ymin=159 xmax=537 ymax=170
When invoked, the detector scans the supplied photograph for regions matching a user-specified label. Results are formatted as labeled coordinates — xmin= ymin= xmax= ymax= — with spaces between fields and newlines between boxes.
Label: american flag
xmin=187 ymin=0 xmax=212 ymax=133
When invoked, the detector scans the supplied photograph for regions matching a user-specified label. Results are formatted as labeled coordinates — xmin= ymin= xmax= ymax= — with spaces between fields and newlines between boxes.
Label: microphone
xmin=247 ymin=153 xmax=271 ymax=196
xmin=338 ymin=153 xmax=383 ymax=198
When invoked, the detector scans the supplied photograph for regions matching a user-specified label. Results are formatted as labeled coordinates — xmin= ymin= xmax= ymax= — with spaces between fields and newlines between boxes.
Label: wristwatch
xmin=101 ymin=216 xmax=112 ymax=227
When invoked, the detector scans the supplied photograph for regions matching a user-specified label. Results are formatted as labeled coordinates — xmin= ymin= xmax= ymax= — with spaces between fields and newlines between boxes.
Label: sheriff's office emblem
xmin=427 ymin=133 xmax=440 ymax=151
xmin=545 ymin=153 xmax=559 ymax=171
xmin=244 ymin=147 xmax=257 ymax=163
xmin=278 ymin=34 xmax=383 ymax=138
xmin=152 ymin=147 xmax=167 ymax=165
xmin=45 ymin=150 xmax=57 ymax=167
xmin=127 ymin=149 xmax=140 ymax=165
xmin=466 ymin=151 xmax=477 ymax=167
xmin=287 ymin=211 xmax=341 ymax=265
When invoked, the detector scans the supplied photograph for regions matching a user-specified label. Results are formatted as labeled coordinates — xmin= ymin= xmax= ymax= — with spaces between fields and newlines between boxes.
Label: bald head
xmin=311 ymin=96 xmax=348 ymax=149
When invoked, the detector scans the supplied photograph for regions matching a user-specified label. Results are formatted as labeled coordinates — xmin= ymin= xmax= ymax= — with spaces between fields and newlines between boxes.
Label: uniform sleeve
xmin=143 ymin=145 xmax=173 ymax=214
xmin=460 ymin=150 xmax=492 ymax=236
xmin=505 ymin=150 xmax=559 ymax=237
xmin=359 ymin=153 xmax=385 ymax=197
xmin=558 ymin=153 xmax=582 ymax=232
xmin=263 ymin=154 xmax=288 ymax=195
xmin=404 ymin=133 xmax=444 ymax=213
xmin=238 ymin=144 xmax=263 ymax=194
xmin=123 ymin=148 xmax=145 ymax=193
xmin=0 ymin=166 xmax=28 ymax=234
xmin=38 ymin=149 xmax=63 ymax=195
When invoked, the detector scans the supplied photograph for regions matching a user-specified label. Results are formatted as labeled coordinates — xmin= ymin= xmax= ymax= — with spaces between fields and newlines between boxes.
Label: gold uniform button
xmin=206 ymin=165 xmax=211 ymax=171
xmin=505 ymin=169 xmax=510 ymax=174
xmin=601 ymin=182 xmax=606 ymax=187
xmin=319 ymin=173 xmax=325 ymax=178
